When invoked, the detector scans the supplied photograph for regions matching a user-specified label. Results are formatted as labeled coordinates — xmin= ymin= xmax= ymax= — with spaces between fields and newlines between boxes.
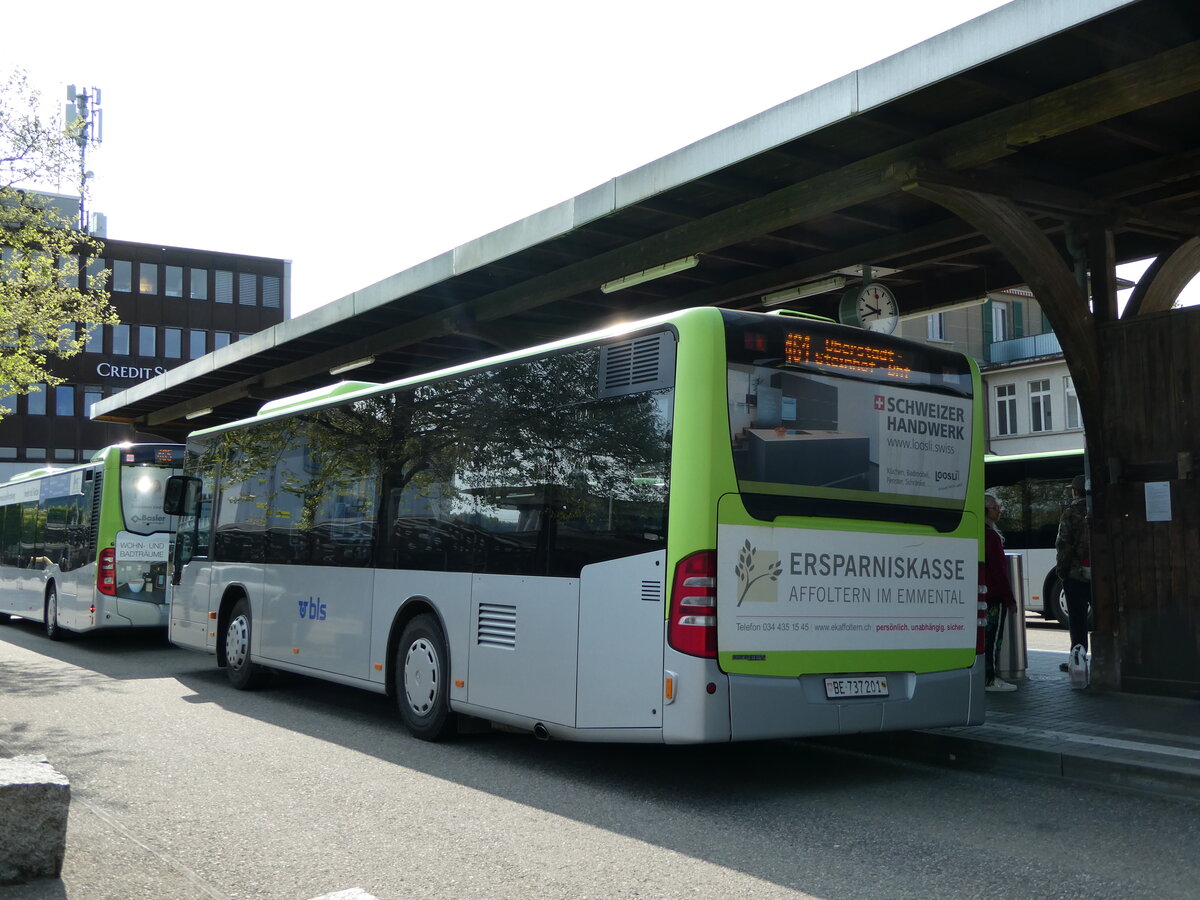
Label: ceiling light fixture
xmin=600 ymin=256 xmax=699 ymax=293
xmin=329 ymin=356 xmax=376 ymax=376
xmin=761 ymin=276 xmax=849 ymax=306
xmin=184 ymin=407 xmax=213 ymax=420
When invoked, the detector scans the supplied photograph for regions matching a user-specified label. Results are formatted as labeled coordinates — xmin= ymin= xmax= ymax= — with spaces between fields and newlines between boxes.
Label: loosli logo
xmin=735 ymin=540 xmax=783 ymax=606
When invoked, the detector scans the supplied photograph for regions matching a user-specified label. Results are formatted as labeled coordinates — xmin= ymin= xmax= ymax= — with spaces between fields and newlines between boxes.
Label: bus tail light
xmin=668 ymin=550 xmax=718 ymax=659
xmin=98 ymin=548 xmax=117 ymax=596
xmin=976 ymin=562 xmax=987 ymax=655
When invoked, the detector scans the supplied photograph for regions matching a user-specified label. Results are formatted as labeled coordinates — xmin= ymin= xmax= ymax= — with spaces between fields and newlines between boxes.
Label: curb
xmin=807 ymin=728 xmax=1200 ymax=804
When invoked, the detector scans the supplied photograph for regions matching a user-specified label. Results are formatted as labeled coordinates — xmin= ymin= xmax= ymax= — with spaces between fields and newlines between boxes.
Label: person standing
xmin=983 ymin=492 xmax=1018 ymax=692
xmin=1055 ymin=474 xmax=1092 ymax=670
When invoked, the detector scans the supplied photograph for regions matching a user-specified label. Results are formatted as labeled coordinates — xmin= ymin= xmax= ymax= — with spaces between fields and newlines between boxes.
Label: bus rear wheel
xmin=44 ymin=585 xmax=65 ymax=641
xmin=224 ymin=598 xmax=269 ymax=689
xmin=395 ymin=614 xmax=455 ymax=741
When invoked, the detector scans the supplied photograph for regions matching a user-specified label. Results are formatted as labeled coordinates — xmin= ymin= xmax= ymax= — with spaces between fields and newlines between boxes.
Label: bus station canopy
xmin=95 ymin=0 xmax=1200 ymax=439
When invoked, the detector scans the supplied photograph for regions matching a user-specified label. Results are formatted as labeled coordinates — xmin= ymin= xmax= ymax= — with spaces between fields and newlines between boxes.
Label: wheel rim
xmin=403 ymin=637 xmax=440 ymax=719
xmin=47 ymin=590 xmax=58 ymax=634
xmin=226 ymin=614 xmax=250 ymax=670
xmin=1057 ymin=587 xmax=1069 ymax=622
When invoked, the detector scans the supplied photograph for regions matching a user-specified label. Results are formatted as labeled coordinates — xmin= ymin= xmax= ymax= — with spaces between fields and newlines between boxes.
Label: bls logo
xmin=298 ymin=597 xmax=327 ymax=620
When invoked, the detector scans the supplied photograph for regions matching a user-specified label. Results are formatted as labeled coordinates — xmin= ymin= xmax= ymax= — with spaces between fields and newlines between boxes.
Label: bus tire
xmin=395 ymin=614 xmax=455 ymax=741
xmin=224 ymin=597 xmax=269 ymax=690
xmin=44 ymin=585 xmax=65 ymax=641
xmin=1047 ymin=576 xmax=1070 ymax=628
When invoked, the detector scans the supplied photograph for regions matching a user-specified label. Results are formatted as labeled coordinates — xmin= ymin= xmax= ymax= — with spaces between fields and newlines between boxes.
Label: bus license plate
xmin=824 ymin=676 xmax=889 ymax=699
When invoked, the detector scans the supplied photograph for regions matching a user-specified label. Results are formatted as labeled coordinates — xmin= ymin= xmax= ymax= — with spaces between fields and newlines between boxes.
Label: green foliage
xmin=1 ymin=68 xmax=116 ymax=418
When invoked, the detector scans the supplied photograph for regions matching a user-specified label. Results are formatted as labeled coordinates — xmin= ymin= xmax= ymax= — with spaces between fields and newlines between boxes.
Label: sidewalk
xmin=821 ymin=647 xmax=1200 ymax=802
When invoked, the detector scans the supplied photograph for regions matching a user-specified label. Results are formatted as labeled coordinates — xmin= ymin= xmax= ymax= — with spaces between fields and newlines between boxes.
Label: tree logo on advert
xmin=735 ymin=540 xmax=782 ymax=606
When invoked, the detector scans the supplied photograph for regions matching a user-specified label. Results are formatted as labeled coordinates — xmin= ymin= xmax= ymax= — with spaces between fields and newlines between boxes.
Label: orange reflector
xmin=455 ymin=679 xmax=464 ymax=688
xmin=664 ymin=676 xmax=675 ymax=701
xmin=293 ymin=648 xmax=300 ymax=654
xmin=374 ymin=663 xmax=383 ymax=671
xmin=208 ymin=611 xmax=217 ymax=619
xmin=208 ymin=632 xmax=215 ymax=637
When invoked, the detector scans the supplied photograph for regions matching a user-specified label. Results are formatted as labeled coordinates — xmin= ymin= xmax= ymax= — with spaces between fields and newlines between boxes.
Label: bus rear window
xmin=723 ymin=312 xmax=974 ymax=530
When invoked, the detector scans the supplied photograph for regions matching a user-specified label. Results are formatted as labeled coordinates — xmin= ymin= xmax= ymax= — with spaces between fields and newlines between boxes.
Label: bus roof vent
xmin=598 ymin=332 xmax=675 ymax=399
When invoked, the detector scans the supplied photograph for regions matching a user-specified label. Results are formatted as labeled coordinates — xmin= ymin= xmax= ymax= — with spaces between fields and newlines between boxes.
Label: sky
xmin=7 ymin=0 xmax=1193 ymax=317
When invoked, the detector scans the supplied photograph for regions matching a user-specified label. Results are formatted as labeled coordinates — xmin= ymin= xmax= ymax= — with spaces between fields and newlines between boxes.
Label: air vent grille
xmin=641 ymin=580 xmax=662 ymax=603
xmin=598 ymin=332 xmax=675 ymax=398
xmin=477 ymin=602 xmax=517 ymax=648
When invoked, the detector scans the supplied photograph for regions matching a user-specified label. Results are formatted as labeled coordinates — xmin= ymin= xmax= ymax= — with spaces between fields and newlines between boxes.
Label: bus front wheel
xmin=395 ymin=614 xmax=455 ymax=741
xmin=224 ymin=598 xmax=269 ymax=690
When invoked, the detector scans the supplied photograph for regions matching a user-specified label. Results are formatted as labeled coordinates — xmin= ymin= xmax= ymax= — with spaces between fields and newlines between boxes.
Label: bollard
xmin=0 ymin=755 xmax=70 ymax=884
xmin=998 ymin=553 xmax=1028 ymax=683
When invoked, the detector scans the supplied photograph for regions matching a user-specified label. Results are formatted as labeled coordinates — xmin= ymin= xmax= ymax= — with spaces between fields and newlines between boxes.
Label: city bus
xmin=164 ymin=307 xmax=986 ymax=743
xmin=0 ymin=443 xmax=185 ymax=639
xmin=984 ymin=447 xmax=1086 ymax=626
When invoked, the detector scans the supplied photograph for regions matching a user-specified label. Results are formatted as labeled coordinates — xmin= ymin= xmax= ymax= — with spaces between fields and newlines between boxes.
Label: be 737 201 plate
xmin=824 ymin=676 xmax=889 ymax=699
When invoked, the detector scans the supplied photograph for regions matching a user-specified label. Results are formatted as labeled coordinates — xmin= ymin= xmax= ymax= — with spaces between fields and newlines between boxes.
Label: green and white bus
xmin=165 ymin=307 xmax=985 ymax=742
xmin=0 ymin=443 xmax=185 ymax=638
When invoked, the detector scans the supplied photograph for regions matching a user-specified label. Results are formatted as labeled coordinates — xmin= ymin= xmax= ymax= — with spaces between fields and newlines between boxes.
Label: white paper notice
xmin=1144 ymin=481 xmax=1172 ymax=522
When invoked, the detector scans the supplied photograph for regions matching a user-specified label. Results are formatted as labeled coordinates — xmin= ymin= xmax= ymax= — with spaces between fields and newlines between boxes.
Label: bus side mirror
xmin=163 ymin=475 xmax=202 ymax=516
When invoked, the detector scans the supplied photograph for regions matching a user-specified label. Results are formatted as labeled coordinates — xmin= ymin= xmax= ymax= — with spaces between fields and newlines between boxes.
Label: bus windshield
xmin=119 ymin=445 xmax=185 ymax=535
xmin=723 ymin=312 xmax=974 ymax=529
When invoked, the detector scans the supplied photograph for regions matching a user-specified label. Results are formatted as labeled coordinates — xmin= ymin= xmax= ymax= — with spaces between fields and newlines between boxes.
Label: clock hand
xmin=863 ymin=303 xmax=881 ymax=316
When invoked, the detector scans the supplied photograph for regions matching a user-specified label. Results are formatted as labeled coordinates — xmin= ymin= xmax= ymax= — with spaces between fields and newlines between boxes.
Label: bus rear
xmin=663 ymin=309 xmax=984 ymax=742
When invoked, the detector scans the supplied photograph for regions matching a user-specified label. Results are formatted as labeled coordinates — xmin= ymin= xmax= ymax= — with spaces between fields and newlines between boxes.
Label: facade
xmin=0 ymin=235 xmax=289 ymax=480
xmin=896 ymin=289 xmax=1084 ymax=457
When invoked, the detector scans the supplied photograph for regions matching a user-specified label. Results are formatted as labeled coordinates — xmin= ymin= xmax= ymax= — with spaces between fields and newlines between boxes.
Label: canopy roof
xmin=95 ymin=0 xmax=1200 ymax=436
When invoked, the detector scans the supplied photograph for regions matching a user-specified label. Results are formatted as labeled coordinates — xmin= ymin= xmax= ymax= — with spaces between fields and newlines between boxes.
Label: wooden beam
xmin=1123 ymin=236 xmax=1200 ymax=317
xmin=905 ymin=182 xmax=1102 ymax=413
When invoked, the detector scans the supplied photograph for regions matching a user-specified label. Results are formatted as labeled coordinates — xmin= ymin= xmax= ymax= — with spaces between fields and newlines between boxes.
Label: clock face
xmin=840 ymin=282 xmax=899 ymax=333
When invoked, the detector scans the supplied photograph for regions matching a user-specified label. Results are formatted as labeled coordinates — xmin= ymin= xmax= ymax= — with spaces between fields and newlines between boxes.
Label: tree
xmin=1 ymin=67 xmax=116 ymax=420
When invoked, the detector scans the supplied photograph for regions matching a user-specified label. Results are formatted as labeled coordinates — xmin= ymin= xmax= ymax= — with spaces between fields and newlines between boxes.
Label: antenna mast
xmin=65 ymin=85 xmax=103 ymax=232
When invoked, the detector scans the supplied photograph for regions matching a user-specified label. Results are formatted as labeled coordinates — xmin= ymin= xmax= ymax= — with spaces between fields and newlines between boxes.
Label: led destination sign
xmin=784 ymin=332 xmax=912 ymax=379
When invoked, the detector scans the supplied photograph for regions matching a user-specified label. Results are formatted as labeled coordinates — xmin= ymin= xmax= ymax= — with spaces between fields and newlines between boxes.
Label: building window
xmin=992 ymin=301 xmax=1010 ymax=342
xmin=0 ymin=395 xmax=15 ymax=415
xmin=927 ymin=313 xmax=945 ymax=341
xmin=215 ymin=270 xmax=233 ymax=304
xmin=995 ymin=384 xmax=1017 ymax=436
xmin=57 ymin=323 xmax=76 ymax=353
xmin=138 ymin=263 xmax=158 ymax=294
xmin=26 ymin=447 xmax=46 ymax=460
xmin=55 ymin=385 xmax=74 ymax=416
xmin=214 ymin=331 xmax=231 ymax=350
xmin=165 ymin=265 xmax=183 ymax=297
xmin=139 ymin=325 xmax=157 ymax=357
xmin=164 ymin=328 xmax=182 ymax=358
xmin=58 ymin=254 xmax=78 ymax=288
xmin=189 ymin=330 xmax=207 ymax=359
xmin=0 ymin=447 xmax=16 ymax=460
xmin=1029 ymin=378 xmax=1052 ymax=432
xmin=262 ymin=275 xmax=281 ymax=309
xmin=85 ymin=325 xmax=103 ymax=353
xmin=113 ymin=260 xmax=132 ymax=292
xmin=1065 ymin=376 xmax=1081 ymax=430
xmin=83 ymin=387 xmax=102 ymax=417
xmin=54 ymin=449 xmax=75 ymax=461
xmin=190 ymin=268 xmax=208 ymax=300
xmin=112 ymin=324 xmax=131 ymax=355
xmin=239 ymin=272 xmax=257 ymax=306
xmin=27 ymin=385 xmax=46 ymax=415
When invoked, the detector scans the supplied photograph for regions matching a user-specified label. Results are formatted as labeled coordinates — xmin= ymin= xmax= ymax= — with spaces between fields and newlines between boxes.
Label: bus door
xmin=168 ymin=472 xmax=217 ymax=651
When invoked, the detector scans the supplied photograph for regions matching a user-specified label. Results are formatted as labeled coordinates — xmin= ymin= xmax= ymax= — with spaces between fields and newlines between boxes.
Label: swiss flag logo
xmin=874 ymin=395 xmax=886 ymax=410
